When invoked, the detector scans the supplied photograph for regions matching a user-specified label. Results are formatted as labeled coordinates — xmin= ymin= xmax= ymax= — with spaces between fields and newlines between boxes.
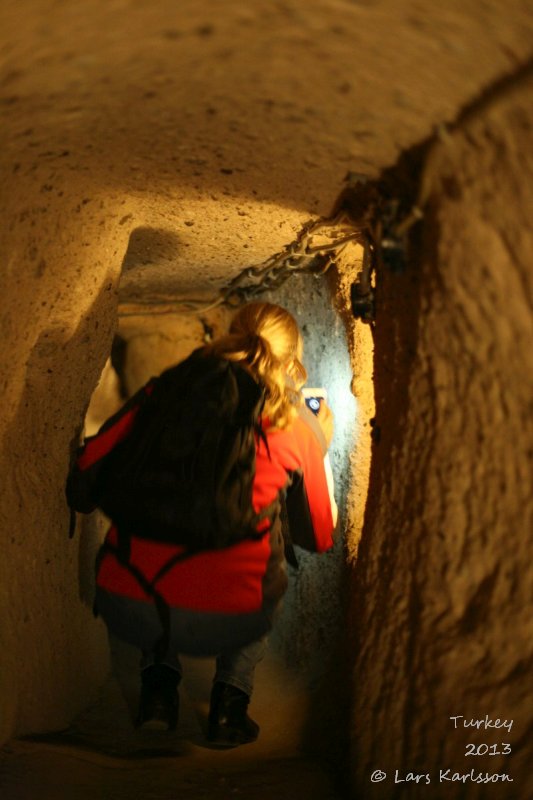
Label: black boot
xmin=207 ymin=682 xmax=259 ymax=746
xmin=136 ymin=664 xmax=180 ymax=731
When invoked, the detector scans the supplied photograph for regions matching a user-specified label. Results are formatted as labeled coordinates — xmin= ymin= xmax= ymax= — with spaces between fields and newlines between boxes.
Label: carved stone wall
xmin=349 ymin=78 xmax=533 ymax=799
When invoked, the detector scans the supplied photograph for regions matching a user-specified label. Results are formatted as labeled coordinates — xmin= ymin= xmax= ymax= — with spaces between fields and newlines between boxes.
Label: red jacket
xmin=72 ymin=379 xmax=335 ymax=618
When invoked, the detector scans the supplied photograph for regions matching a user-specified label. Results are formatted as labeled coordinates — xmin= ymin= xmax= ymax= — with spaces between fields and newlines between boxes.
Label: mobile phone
xmin=302 ymin=387 xmax=327 ymax=416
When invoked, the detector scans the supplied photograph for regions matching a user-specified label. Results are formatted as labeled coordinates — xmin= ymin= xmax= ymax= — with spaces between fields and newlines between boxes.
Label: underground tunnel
xmin=1 ymin=2 xmax=532 ymax=799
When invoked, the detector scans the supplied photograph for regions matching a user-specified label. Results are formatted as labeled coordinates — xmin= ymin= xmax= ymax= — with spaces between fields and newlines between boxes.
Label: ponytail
xmin=204 ymin=303 xmax=307 ymax=429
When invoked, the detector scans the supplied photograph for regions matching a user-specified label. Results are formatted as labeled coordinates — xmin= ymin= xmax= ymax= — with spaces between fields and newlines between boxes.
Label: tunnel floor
xmin=0 ymin=638 xmax=343 ymax=800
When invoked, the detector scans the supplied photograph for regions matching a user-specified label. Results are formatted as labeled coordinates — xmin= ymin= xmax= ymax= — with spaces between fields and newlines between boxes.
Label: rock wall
xmin=348 ymin=76 xmax=533 ymax=797
xmin=0 ymin=186 xmax=129 ymax=744
xmin=259 ymin=273 xmax=358 ymax=683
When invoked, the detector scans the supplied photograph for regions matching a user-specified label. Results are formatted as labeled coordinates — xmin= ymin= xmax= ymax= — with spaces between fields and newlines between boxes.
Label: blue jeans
xmin=140 ymin=636 xmax=267 ymax=697
xmin=95 ymin=586 xmax=272 ymax=697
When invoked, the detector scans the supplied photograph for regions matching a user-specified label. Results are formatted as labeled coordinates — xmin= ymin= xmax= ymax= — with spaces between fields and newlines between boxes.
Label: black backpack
xmin=68 ymin=348 xmax=274 ymax=553
xmin=67 ymin=348 xmax=277 ymax=661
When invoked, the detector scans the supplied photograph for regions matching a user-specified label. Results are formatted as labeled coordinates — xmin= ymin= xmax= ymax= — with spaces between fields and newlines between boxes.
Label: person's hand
xmin=317 ymin=401 xmax=334 ymax=449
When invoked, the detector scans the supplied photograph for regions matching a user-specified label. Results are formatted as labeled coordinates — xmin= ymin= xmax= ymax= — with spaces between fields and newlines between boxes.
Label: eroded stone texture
xmin=0 ymin=197 xmax=125 ymax=743
xmin=2 ymin=0 xmax=532 ymax=292
xmin=334 ymin=248 xmax=375 ymax=563
xmin=348 ymin=77 xmax=533 ymax=798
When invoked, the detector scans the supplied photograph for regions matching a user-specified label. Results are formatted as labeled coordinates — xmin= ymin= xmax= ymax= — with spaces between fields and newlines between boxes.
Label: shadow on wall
xmin=0 ymin=277 xmax=118 ymax=740
xmin=119 ymin=227 xmax=186 ymax=301
xmin=122 ymin=227 xmax=183 ymax=271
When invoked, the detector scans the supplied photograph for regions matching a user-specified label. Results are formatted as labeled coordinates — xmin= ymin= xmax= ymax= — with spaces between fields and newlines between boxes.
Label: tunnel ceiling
xmin=2 ymin=0 xmax=532 ymax=299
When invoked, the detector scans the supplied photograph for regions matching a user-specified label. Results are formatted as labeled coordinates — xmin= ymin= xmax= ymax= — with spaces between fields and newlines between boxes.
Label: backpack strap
xmin=95 ymin=538 xmax=191 ymax=664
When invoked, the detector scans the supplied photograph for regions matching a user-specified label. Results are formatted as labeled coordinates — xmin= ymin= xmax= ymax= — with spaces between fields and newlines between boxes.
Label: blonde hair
xmin=205 ymin=302 xmax=307 ymax=429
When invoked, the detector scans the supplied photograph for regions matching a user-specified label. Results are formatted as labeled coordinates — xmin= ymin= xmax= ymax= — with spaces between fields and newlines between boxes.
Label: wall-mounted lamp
xmin=351 ymin=243 xmax=375 ymax=323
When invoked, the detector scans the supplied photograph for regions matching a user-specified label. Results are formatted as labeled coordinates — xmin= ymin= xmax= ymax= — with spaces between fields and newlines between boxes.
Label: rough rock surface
xmin=349 ymin=75 xmax=533 ymax=798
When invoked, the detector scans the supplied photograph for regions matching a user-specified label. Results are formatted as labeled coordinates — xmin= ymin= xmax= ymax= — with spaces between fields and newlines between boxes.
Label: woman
xmin=70 ymin=302 xmax=336 ymax=745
